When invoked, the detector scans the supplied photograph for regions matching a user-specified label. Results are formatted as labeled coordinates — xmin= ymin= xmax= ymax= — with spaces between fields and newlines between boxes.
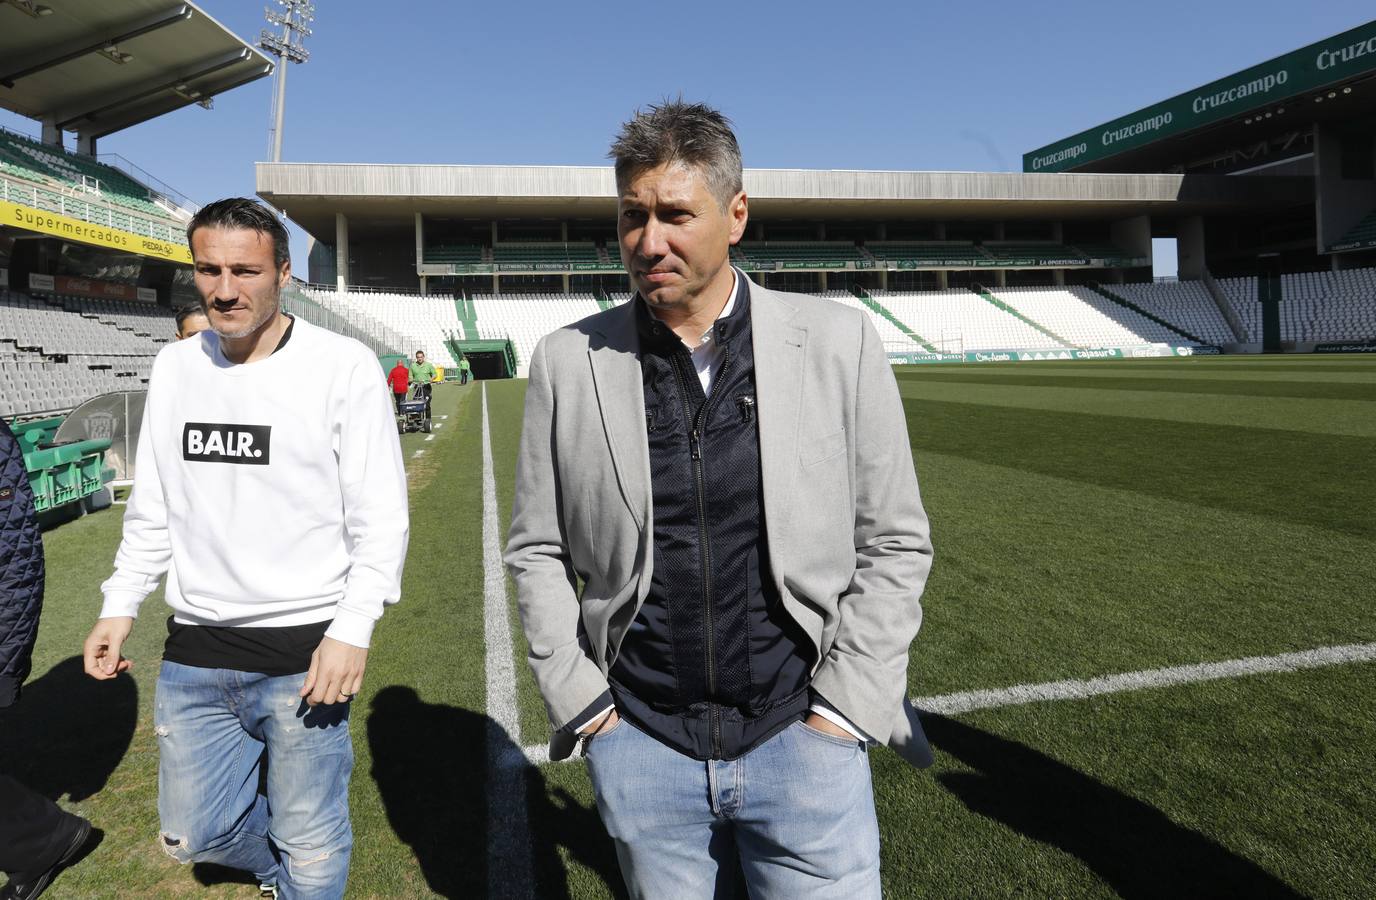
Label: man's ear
xmin=728 ymin=192 xmax=749 ymax=245
xmin=278 ymin=258 xmax=292 ymax=288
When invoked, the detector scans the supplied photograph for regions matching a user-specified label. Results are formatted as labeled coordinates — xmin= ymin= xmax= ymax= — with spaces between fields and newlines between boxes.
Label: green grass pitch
xmin=3 ymin=354 xmax=1373 ymax=897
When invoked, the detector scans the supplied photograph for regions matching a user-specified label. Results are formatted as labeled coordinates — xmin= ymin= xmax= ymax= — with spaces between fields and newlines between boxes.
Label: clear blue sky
xmin=4 ymin=0 xmax=1373 ymax=276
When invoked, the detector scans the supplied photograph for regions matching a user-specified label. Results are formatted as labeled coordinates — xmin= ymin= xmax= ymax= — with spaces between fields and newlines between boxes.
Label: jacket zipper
xmin=670 ymin=345 xmax=733 ymax=758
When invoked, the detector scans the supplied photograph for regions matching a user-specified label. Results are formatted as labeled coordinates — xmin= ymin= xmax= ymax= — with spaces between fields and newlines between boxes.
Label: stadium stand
xmin=865 ymin=242 xmax=988 ymax=266
xmin=1 ymin=290 xmax=169 ymax=357
xmin=1328 ymin=209 xmax=1376 ymax=252
xmin=874 ymin=289 xmax=1070 ymax=352
xmin=990 ymin=285 xmax=1193 ymax=347
xmin=297 ymin=288 xmax=440 ymax=363
xmin=0 ymin=127 xmax=177 ymax=220
xmin=1216 ymin=276 xmax=1263 ymax=343
xmin=469 ymin=293 xmax=603 ymax=372
xmin=1279 ymin=268 xmax=1376 ymax=343
xmin=1071 ymin=242 xmax=1140 ymax=261
xmin=492 ymin=242 xmax=604 ymax=269
xmin=1111 ymin=280 xmax=1235 ymax=346
xmin=817 ymin=290 xmax=930 ymax=350
xmin=981 ymin=244 xmax=1087 ymax=265
xmin=423 ymin=244 xmax=486 ymax=265
xmin=0 ymin=289 xmax=160 ymax=416
xmin=733 ymin=242 xmax=868 ymax=269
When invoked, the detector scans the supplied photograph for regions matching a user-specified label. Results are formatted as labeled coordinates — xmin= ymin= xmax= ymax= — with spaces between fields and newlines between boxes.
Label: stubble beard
xmin=209 ymin=286 xmax=281 ymax=341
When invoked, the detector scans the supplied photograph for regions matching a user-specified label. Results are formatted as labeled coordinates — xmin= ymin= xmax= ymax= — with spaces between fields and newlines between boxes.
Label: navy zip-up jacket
xmin=607 ymin=282 xmax=816 ymax=760
xmin=0 ymin=418 xmax=45 ymax=708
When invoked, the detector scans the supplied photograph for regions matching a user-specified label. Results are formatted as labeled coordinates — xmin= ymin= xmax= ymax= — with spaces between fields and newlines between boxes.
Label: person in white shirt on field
xmin=82 ymin=198 xmax=409 ymax=900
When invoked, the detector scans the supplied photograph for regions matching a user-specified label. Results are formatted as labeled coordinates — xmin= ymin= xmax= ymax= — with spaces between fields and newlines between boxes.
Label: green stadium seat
xmin=732 ymin=241 xmax=866 ymax=268
xmin=0 ymin=129 xmax=173 ymax=220
xmin=866 ymin=242 xmax=989 ymax=265
xmin=982 ymin=244 xmax=1088 ymax=265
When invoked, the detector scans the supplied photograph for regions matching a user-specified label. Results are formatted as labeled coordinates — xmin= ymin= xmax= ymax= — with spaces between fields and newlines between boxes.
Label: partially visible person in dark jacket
xmin=1 ymin=418 xmax=99 ymax=900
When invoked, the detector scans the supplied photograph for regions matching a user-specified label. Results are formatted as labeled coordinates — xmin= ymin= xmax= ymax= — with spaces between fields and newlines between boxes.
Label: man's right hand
xmin=579 ymin=708 xmax=620 ymax=736
xmin=83 ymin=617 xmax=134 ymax=679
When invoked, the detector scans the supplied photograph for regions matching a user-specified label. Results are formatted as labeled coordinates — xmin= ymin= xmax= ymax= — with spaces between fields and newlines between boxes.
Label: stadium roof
xmin=0 ymin=0 xmax=273 ymax=139
xmin=256 ymin=163 xmax=1311 ymax=238
xmin=1025 ymin=18 xmax=1376 ymax=174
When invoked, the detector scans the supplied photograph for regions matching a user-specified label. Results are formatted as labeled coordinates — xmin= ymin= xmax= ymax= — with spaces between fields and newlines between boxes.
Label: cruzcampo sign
xmin=1024 ymin=18 xmax=1376 ymax=173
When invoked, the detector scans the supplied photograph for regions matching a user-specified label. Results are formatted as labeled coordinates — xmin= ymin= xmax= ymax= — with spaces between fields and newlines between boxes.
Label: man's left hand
xmin=301 ymin=637 xmax=369 ymax=706
xmin=803 ymin=713 xmax=855 ymax=739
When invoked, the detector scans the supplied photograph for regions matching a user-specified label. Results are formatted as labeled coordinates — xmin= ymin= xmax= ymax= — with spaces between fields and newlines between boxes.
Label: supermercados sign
xmin=1024 ymin=19 xmax=1376 ymax=172
xmin=1 ymin=199 xmax=192 ymax=264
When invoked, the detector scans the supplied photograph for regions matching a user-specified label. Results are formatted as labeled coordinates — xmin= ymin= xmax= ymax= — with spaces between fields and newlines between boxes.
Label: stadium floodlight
xmin=258 ymin=0 xmax=315 ymax=162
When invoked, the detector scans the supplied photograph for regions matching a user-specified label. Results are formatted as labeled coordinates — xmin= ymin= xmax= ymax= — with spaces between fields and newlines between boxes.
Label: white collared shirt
xmin=652 ymin=269 xmax=738 ymax=395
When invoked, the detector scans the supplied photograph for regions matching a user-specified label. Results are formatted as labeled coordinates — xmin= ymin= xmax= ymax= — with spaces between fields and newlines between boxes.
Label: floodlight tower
xmin=258 ymin=0 xmax=314 ymax=162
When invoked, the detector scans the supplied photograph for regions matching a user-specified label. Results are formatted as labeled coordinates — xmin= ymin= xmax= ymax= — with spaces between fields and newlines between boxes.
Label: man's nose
xmin=214 ymin=271 xmax=238 ymax=300
xmin=638 ymin=217 xmax=670 ymax=259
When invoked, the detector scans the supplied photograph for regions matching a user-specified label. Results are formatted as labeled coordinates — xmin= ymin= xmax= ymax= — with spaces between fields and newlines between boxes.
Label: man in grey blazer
xmin=505 ymin=100 xmax=933 ymax=898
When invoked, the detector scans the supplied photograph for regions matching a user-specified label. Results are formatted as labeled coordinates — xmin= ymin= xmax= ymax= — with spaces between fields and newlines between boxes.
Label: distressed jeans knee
xmin=159 ymin=832 xmax=195 ymax=865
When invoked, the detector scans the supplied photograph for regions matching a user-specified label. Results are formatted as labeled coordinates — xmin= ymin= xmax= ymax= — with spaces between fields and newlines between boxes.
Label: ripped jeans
xmin=154 ymin=661 xmax=353 ymax=899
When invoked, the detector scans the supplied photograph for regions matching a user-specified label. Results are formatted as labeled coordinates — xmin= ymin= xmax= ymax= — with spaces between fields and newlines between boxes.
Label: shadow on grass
xmin=0 ymin=656 xmax=137 ymax=801
xmin=925 ymin=714 xmax=1302 ymax=898
xmin=367 ymin=685 xmax=623 ymax=899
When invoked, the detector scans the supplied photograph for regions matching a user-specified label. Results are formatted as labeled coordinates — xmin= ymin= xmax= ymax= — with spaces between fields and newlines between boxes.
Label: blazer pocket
xmin=800 ymin=427 xmax=847 ymax=468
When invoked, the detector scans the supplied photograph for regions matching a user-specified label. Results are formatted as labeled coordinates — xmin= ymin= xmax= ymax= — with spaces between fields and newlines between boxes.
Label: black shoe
xmin=0 ymin=818 xmax=101 ymax=900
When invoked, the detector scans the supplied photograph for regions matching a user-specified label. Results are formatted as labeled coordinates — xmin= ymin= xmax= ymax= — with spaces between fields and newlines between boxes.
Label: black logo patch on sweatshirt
xmin=182 ymin=423 xmax=271 ymax=465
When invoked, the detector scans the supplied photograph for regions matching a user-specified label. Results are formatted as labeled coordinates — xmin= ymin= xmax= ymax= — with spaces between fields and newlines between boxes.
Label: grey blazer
xmin=504 ymin=275 xmax=935 ymax=767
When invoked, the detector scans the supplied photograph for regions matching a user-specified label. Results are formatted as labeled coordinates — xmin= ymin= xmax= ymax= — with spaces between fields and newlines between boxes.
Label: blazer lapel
xmin=749 ymin=279 xmax=808 ymax=529
xmin=588 ymin=303 xmax=650 ymax=529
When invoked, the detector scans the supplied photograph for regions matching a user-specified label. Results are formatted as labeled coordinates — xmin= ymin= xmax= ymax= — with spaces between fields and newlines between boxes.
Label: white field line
xmin=515 ymin=642 xmax=1376 ymax=765
xmin=425 ymin=434 xmax=435 ymax=442
xmin=440 ymin=415 xmax=449 ymax=420
xmin=411 ymin=449 xmax=425 ymax=459
xmin=482 ymin=384 xmax=533 ymax=899
xmin=920 ymin=642 xmax=1376 ymax=716
xmin=434 ymin=421 xmax=444 ymax=429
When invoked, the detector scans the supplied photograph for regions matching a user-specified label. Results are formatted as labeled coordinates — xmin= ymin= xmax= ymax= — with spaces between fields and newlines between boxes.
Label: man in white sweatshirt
xmin=82 ymin=198 xmax=409 ymax=899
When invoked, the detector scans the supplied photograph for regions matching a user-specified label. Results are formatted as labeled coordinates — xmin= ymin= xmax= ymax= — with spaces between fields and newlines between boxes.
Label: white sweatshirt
xmin=100 ymin=317 xmax=410 ymax=649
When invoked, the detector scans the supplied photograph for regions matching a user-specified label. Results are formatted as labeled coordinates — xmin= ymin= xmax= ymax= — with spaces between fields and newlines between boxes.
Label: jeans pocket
xmin=585 ymin=714 xmax=627 ymax=750
xmin=796 ymin=719 xmax=862 ymax=750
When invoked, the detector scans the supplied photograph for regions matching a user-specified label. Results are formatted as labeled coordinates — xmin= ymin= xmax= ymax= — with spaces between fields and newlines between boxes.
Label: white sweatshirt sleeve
xmin=323 ymin=355 xmax=410 ymax=648
xmin=99 ymin=378 xmax=171 ymax=619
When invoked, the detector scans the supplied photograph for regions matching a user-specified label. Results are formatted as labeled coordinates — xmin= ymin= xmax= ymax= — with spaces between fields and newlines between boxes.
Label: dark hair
xmin=174 ymin=305 xmax=208 ymax=331
xmin=415 ymin=349 xmax=425 ymax=355
xmin=187 ymin=197 xmax=290 ymax=269
xmin=610 ymin=100 xmax=743 ymax=209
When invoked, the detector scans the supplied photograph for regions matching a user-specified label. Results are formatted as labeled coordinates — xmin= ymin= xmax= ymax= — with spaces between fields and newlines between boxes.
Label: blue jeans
xmin=154 ymin=661 xmax=353 ymax=899
xmin=585 ymin=717 xmax=881 ymax=899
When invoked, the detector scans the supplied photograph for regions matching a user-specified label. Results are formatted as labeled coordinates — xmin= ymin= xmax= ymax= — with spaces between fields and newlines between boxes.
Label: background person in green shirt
xmin=458 ymin=355 xmax=472 ymax=384
xmin=409 ymin=350 xmax=437 ymax=385
xmin=409 ymin=350 xmax=437 ymax=420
